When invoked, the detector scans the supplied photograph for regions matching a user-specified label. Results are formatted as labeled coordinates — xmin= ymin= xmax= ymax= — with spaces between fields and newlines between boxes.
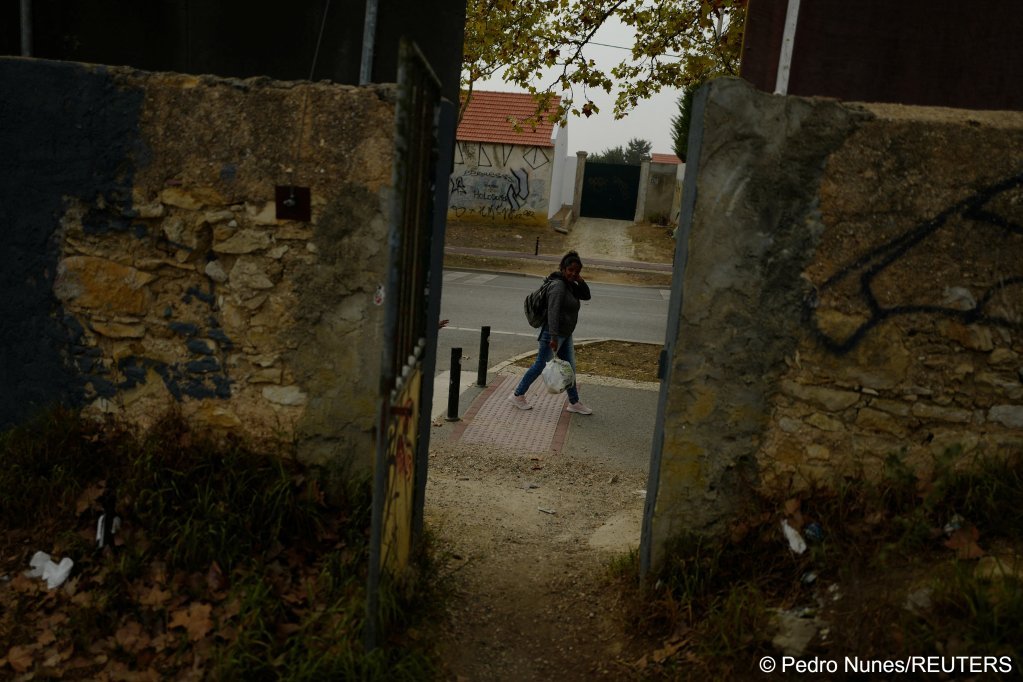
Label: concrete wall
xmin=670 ymin=163 xmax=686 ymax=223
xmin=648 ymin=78 xmax=1023 ymax=563
xmin=561 ymin=155 xmax=578 ymax=209
xmin=0 ymin=58 xmax=397 ymax=469
xmin=641 ymin=162 xmax=678 ymax=223
xmin=448 ymin=141 xmax=554 ymax=226
xmin=547 ymin=126 xmax=569 ymax=219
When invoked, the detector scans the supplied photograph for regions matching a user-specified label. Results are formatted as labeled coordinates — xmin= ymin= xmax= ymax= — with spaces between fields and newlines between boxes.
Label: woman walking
xmin=509 ymin=250 xmax=593 ymax=414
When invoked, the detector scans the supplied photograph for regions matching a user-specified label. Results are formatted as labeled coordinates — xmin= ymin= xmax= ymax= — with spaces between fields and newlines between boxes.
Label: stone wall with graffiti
xmin=649 ymin=78 xmax=1023 ymax=563
xmin=0 ymin=58 xmax=396 ymax=470
xmin=448 ymin=141 xmax=554 ymax=226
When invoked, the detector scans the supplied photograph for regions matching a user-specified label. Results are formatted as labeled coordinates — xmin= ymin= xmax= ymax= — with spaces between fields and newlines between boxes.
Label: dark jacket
xmin=545 ymin=272 xmax=591 ymax=338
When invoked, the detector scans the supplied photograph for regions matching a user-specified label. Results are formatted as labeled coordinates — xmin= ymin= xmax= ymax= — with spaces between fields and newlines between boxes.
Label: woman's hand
xmin=548 ymin=338 xmax=558 ymax=350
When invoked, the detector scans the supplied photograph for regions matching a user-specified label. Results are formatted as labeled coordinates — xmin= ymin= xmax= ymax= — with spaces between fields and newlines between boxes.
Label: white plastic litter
xmin=541 ymin=357 xmax=575 ymax=394
xmin=95 ymin=513 xmax=122 ymax=548
xmin=781 ymin=519 xmax=807 ymax=555
xmin=25 ymin=551 xmax=74 ymax=589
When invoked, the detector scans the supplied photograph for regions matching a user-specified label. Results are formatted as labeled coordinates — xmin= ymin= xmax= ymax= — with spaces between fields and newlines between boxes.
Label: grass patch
xmin=617 ymin=450 xmax=1023 ymax=679
xmin=513 ymin=340 xmax=662 ymax=383
xmin=0 ymin=408 xmax=439 ymax=680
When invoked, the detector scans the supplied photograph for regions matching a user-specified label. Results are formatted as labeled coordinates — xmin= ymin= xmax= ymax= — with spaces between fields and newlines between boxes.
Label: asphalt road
xmin=435 ymin=268 xmax=670 ymax=380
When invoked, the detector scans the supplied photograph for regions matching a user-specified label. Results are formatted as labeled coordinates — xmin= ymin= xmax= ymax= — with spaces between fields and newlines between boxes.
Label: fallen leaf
xmin=138 ymin=585 xmax=172 ymax=607
xmin=730 ymin=521 xmax=750 ymax=543
xmin=276 ymin=623 xmax=302 ymax=638
xmin=41 ymin=646 xmax=65 ymax=668
xmin=784 ymin=498 xmax=804 ymax=529
xmin=62 ymin=576 xmax=80 ymax=597
xmin=651 ymin=633 xmax=690 ymax=663
xmin=149 ymin=633 xmax=170 ymax=653
xmin=944 ymin=526 xmax=986 ymax=559
xmin=221 ymin=597 xmax=242 ymax=621
xmin=71 ymin=589 xmax=94 ymax=607
xmin=169 ymin=603 xmax=213 ymax=642
xmin=206 ymin=561 xmax=228 ymax=593
xmin=42 ymin=612 xmax=69 ymax=630
xmin=65 ymin=655 xmax=95 ymax=670
xmin=36 ymin=629 xmax=57 ymax=647
xmin=115 ymin=620 xmax=148 ymax=652
xmin=148 ymin=561 xmax=168 ymax=586
xmin=76 ymin=483 xmax=106 ymax=514
xmin=10 ymin=572 xmax=40 ymax=593
xmin=6 ymin=645 xmax=35 ymax=673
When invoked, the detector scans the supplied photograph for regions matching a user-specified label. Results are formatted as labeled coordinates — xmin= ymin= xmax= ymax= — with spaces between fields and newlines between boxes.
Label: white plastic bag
xmin=542 ymin=357 xmax=575 ymax=394
xmin=25 ymin=551 xmax=74 ymax=589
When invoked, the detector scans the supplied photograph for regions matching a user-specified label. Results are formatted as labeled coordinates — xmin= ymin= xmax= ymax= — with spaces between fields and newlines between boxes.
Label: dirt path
xmin=425 ymin=435 xmax=652 ymax=681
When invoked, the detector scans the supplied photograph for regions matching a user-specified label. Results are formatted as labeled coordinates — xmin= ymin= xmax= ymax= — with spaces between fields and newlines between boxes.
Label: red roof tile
xmin=458 ymin=90 xmax=561 ymax=148
xmin=651 ymin=152 xmax=682 ymax=165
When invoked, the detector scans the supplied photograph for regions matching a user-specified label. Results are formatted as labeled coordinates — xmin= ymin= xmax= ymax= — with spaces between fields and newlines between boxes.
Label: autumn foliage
xmin=0 ymin=410 xmax=431 ymax=680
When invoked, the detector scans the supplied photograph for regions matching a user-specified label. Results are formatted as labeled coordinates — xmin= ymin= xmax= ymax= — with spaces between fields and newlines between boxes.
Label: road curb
xmin=444 ymin=246 xmax=673 ymax=275
xmin=490 ymin=338 xmax=661 ymax=392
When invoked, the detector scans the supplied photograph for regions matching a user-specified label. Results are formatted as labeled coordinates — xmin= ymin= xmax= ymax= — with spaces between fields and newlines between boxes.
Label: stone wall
xmin=1 ymin=57 xmax=398 ymax=469
xmin=447 ymin=141 xmax=553 ymax=225
xmin=648 ymin=78 xmax=1023 ymax=564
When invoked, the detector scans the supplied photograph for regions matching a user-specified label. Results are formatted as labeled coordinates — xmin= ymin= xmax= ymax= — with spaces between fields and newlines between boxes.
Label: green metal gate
xmin=579 ymin=161 xmax=641 ymax=220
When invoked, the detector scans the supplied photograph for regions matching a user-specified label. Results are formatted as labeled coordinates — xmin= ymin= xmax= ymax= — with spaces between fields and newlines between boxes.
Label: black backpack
xmin=523 ymin=278 xmax=553 ymax=328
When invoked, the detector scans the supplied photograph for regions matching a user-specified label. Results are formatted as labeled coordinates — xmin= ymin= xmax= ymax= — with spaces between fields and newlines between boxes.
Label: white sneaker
xmin=566 ymin=401 xmax=592 ymax=415
xmin=508 ymin=394 xmax=532 ymax=410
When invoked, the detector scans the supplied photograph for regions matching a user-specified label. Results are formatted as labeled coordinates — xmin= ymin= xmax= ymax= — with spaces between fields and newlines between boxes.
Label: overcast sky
xmin=473 ymin=17 xmax=682 ymax=158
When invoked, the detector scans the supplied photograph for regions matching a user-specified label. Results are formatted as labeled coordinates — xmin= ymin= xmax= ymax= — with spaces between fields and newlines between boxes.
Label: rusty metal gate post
xmin=366 ymin=40 xmax=446 ymax=649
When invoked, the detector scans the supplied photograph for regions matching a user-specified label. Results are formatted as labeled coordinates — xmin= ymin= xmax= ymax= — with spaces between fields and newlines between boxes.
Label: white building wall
xmin=448 ymin=140 xmax=555 ymax=226
xmin=547 ymin=124 xmax=569 ymax=218
xmin=561 ymin=154 xmax=577 ymax=208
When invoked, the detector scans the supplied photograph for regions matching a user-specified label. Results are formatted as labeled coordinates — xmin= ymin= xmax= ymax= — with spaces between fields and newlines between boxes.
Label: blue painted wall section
xmin=0 ymin=59 xmax=143 ymax=426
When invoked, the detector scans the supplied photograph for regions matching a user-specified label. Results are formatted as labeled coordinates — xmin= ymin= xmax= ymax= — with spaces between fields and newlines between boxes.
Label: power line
xmin=587 ymin=40 xmax=684 ymax=60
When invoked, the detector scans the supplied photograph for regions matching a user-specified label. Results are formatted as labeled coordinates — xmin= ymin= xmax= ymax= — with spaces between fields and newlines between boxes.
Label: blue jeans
xmin=513 ymin=328 xmax=580 ymax=404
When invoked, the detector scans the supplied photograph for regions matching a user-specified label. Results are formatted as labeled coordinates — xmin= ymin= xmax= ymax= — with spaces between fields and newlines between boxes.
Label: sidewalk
xmin=431 ymin=364 xmax=660 ymax=474
xmin=443 ymin=245 xmax=672 ymax=274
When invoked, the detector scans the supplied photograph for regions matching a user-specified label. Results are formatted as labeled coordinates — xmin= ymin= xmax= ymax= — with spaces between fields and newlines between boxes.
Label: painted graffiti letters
xmin=449 ymin=176 xmax=466 ymax=197
xmin=808 ymin=171 xmax=1023 ymax=353
xmin=448 ymin=141 xmax=550 ymax=225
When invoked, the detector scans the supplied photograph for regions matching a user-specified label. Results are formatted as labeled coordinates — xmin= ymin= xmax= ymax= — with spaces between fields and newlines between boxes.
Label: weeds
xmin=629 ymin=447 xmax=1023 ymax=677
xmin=0 ymin=408 xmax=438 ymax=680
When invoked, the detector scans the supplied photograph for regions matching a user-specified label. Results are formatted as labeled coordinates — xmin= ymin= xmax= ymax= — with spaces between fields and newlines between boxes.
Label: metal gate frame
xmin=579 ymin=160 xmax=641 ymax=220
xmin=365 ymin=39 xmax=452 ymax=647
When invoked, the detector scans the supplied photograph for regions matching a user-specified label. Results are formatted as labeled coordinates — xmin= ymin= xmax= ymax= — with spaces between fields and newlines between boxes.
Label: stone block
xmin=214 ymin=229 xmax=273 ymax=254
xmin=229 ymin=257 xmax=274 ymax=290
xmin=263 ymin=385 xmax=307 ymax=406
xmin=855 ymin=407 xmax=907 ymax=436
xmin=160 ymin=186 xmax=226 ymax=210
xmin=805 ymin=413 xmax=844 ymax=432
xmin=988 ymin=404 xmax=1023 ymax=428
xmin=55 ymin=256 xmax=155 ymax=315
xmin=781 ymin=380 xmax=860 ymax=412
xmin=910 ymin=402 xmax=972 ymax=423
xmin=91 ymin=321 xmax=146 ymax=338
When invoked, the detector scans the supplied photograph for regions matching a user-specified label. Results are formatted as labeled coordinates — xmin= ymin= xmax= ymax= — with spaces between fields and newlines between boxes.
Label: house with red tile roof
xmin=449 ymin=90 xmax=569 ymax=227
xmin=651 ymin=152 xmax=682 ymax=165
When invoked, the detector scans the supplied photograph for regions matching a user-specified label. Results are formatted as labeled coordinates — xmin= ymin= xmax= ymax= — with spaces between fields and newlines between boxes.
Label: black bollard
xmin=477 ymin=326 xmax=490 ymax=387
xmin=535 ymin=237 xmax=540 ymax=255
xmin=446 ymin=347 xmax=462 ymax=421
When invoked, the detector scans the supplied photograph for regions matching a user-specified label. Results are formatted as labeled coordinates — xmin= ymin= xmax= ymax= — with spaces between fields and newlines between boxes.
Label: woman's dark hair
xmin=559 ymin=250 xmax=583 ymax=270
